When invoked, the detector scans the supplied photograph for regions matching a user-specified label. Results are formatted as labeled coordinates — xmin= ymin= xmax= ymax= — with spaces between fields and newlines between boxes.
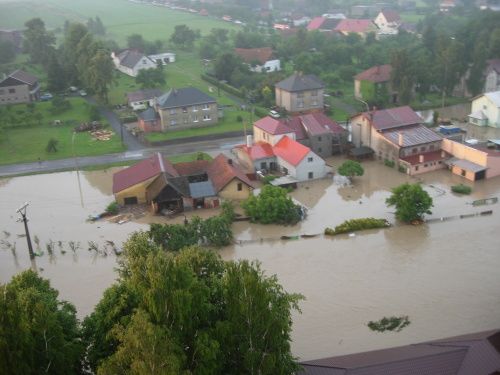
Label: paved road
xmin=86 ymin=98 xmax=144 ymax=151
xmin=0 ymin=136 xmax=244 ymax=177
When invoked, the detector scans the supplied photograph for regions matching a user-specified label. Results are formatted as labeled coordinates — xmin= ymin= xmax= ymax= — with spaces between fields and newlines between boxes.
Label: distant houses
xmin=275 ymin=73 xmax=325 ymax=113
xmin=234 ymin=47 xmax=281 ymax=73
xmin=373 ymin=9 xmax=402 ymax=35
xmin=334 ymin=19 xmax=378 ymax=38
xmin=127 ymin=88 xmax=163 ymax=111
xmin=112 ymin=49 xmax=176 ymax=77
xmin=112 ymin=153 xmax=253 ymax=211
xmin=0 ymin=70 xmax=40 ymax=105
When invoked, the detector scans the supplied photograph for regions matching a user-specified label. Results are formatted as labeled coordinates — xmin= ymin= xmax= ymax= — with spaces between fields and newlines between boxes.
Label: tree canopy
xmin=337 ymin=160 xmax=364 ymax=179
xmin=386 ymin=183 xmax=433 ymax=223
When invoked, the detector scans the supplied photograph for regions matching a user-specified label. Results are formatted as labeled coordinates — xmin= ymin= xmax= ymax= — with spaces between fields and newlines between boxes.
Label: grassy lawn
xmin=0 ymin=0 xmax=238 ymax=45
xmin=145 ymin=109 xmax=254 ymax=143
xmin=410 ymin=93 xmax=470 ymax=111
xmin=167 ymin=152 xmax=212 ymax=163
xmin=108 ymin=51 xmax=238 ymax=106
xmin=0 ymin=98 xmax=125 ymax=165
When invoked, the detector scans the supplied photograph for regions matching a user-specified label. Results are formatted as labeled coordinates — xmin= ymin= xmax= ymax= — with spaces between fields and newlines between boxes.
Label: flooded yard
xmin=1 ymin=161 xmax=500 ymax=360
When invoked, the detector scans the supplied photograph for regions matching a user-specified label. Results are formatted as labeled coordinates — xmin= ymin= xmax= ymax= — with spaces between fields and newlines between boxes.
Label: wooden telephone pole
xmin=16 ymin=202 xmax=35 ymax=260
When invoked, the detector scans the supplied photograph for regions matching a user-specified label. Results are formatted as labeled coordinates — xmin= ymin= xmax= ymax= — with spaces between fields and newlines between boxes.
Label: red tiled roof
xmin=281 ymin=116 xmax=307 ymax=140
xmin=112 ymin=153 xmax=179 ymax=194
xmin=381 ymin=9 xmax=401 ymax=22
xmin=400 ymin=150 xmax=449 ymax=165
xmin=307 ymin=16 xmax=325 ymax=30
xmin=234 ymin=47 xmax=274 ymax=64
xmin=359 ymin=106 xmax=423 ymax=131
xmin=273 ymin=136 xmax=311 ymax=166
xmin=300 ymin=112 xmax=345 ymax=136
xmin=206 ymin=154 xmax=254 ymax=192
xmin=254 ymin=116 xmax=294 ymax=135
xmin=237 ymin=142 xmax=275 ymax=160
xmin=355 ymin=64 xmax=392 ymax=83
xmin=335 ymin=19 xmax=376 ymax=33
xmin=173 ymin=159 xmax=209 ymax=176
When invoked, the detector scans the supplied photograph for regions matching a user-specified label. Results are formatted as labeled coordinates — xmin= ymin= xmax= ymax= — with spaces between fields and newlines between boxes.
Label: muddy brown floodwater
xmin=1 ymin=161 xmax=500 ymax=361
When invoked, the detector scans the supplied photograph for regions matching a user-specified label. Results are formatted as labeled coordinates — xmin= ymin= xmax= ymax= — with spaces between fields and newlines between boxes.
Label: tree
xmin=214 ymin=53 xmax=243 ymax=82
xmin=337 ymin=160 xmax=364 ymax=179
xmin=62 ymin=23 xmax=89 ymax=85
xmin=169 ymin=24 xmax=199 ymax=50
xmin=87 ymin=16 xmax=106 ymax=36
xmin=242 ymin=185 xmax=302 ymax=225
xmin=0 ymin=270 xmax=83 ymax=374
xmin=23 ymin=18 xmax=56 ymax=67
xmin=0 ymin=40 xmax=16 ymax=64
xmin=135 ymin=67 xmax=165 ymax=88
xmin=127 ymin=33 xmax=146 ymax=51
xmin=86 ymin=48 xmax=115 ymax=103
xmin=47 ymin=53 xmax=67 ymax=92
xmin=386 ymin=183 xmax=433 ymax=223
xmin=467 ymin=42 xmax=488 ymax=96
xmin=391 ymin=49 xmax=414 ymax=104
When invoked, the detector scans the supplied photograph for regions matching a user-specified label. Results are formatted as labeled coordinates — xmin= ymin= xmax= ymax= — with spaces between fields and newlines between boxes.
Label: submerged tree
xmin=386 ymin=183 xmax=433 ymax=223
xmin=337 ymin=160 xmax=364 ymax=180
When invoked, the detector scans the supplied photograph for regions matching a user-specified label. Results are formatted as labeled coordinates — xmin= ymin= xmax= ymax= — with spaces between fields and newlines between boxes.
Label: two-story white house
xmin=111 ymin=49 xmax=157 ymax=77
xmin=469 ymin=91 xmax=500 ymax=128
xmin=374 ymin=9 xmax=402 ymax=35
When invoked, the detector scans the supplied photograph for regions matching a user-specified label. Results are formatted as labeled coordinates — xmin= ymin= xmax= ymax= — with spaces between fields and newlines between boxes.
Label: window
xmin=311 ymin=90 xmax=318 ymax=97
xmin=308 ymin=172 xmax=313 ymax=179
xmin=420 ymin=146 xmax=426 ymax=152
xmin=318 ymin=136 xmax=322 ymax=141
xmin=203 ymin=104 xmax=210 ymax=110
xmin=182 ymin=107 xmax=188 ymax=113
xmin=8 ymin=88 xmax=15 ymax=94
xmin=192 ymin=106 xmax=198 ymax=112
xmin=438 ymin=161 xmax=442 ymax=164
xmin=430 ymin=144 xmax=435 ymax=150
xmin=461 ymin=169 xmax=466 ymax=176
xmin=170 ymin=119 xmax=177 ymax=125
xmin=237 ymin=183 xmax=243 ymax=191
xmin=318 ymin=147 xmax=322 ymax=153
xmin=412 ymin=148 xmax=417 ymax=153
xmin=307 ymin=157 xmax=313 ymax=162
xmin=297 ymin=92 xmax=304 ymax=98
xmin=0 ymin=89 xmax=4 ymax=94
xmin=312 ymin=100 xmax=318 ymax=106
xmin=415 ymin=166 xmax=419 ymax=171
xmin=297 ymin=101 xmax=304 ymax=108
xmin=183 ymin=118 xmax=188 ymax=124
xmin=193 ymin=115 xmax=198 ymax=123
xmin=170 ymin=108 xmax=176 ymax=115
xmin=203 ymin=114 xmax=211 ymax=121
xmin=424 ymin=163 xmax=428 ymax=167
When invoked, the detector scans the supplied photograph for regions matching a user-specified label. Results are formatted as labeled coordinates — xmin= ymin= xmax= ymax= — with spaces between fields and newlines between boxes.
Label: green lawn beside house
xmin=0 ymin=98 xmax=125 ymax=165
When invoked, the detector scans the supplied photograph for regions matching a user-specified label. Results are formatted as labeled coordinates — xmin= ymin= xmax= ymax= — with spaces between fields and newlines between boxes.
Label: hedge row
xmin=451 ymin=184 xmax=472 ymax=194
xmin=324 ymin=218 xmax=390 ymax=235
xmin=200 ymin=73 xmax=245 ymax=99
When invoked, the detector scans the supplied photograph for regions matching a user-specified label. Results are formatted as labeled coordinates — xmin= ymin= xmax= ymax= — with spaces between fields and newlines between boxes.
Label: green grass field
xmin=0 ymin=98 xmax=125 ymax=165
xmin=0 ymin=0 xmax=238 ymax=45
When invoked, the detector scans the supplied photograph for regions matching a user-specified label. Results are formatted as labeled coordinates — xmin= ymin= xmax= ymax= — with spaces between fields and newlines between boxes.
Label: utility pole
xmin=16 ymin=202 xmax=35 ymax=260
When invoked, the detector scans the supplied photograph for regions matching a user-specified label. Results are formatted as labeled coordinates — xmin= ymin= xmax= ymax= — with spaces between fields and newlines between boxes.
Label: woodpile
xmin=90 ymin=129 xmax=114 ymax=141
xmin=74 ymin=121 xmax=102 ymax=132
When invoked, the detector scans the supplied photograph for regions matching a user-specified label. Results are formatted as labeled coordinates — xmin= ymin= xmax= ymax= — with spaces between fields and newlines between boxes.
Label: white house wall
xmin=278 ymin=151 xmax=326 ymax=181
xmin=471 ymin=95 xmax=500 ymax=128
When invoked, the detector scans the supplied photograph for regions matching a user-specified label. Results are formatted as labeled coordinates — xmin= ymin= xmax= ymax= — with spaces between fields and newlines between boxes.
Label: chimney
xmin=228 ymin=158 xmax=233 ymax=165
xmin=246 ymin=135 xmax=253 ymax=148
xmin=398 ymin=132 xmax=404 ymax=146
xmin=419 ymin=154 xmax=424 ymax=163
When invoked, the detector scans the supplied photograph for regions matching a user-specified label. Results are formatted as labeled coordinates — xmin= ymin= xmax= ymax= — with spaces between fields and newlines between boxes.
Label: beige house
xmin=374 ymin=9 xmax=401 ymax=35
xmin=468 ymin=91 xmax=500 ymax=128
xmin=275 ymin=73 xmax=324 ymax=113
xmin=485 ymin=59 xmax=500 ymax=93
xmin=0 ymin=70 xmax=40 ymax=105
xmin=154 ymin=87 xmax=218 ymax=131
xmin=442 ymin=139 xmax=500 ymax=180
xmin=351 ymin=106 xmax=447 ymax=175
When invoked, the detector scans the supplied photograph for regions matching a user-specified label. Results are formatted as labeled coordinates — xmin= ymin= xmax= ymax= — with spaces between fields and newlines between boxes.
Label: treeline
xmin=22 ymin=18 xmax=114 ymax=103
xmin=0 ymin=231 xmax=302 ymax=374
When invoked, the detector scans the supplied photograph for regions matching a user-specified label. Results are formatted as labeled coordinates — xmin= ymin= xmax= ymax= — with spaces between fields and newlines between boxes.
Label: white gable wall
xmin=278 ymin=150 xmax=326 ymax=181
xmin=471 ymin=95 xmax=500 ymax=128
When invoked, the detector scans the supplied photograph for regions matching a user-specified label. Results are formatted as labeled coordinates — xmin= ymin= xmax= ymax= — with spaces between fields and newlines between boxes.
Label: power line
xmin=16 ymin=202 xmax=35 ymax=260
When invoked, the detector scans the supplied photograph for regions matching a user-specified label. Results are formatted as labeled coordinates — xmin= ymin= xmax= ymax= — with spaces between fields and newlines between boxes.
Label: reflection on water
xmin=1 ymin=162 xmax=500 ymax=359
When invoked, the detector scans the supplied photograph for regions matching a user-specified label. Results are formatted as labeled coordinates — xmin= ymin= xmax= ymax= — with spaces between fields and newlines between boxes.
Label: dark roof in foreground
xmin=276 ymin=73 xmax=324 ymax=92
xmin=127 ymin=88 xmax=164 ymax=103
xmin=354 ymin=106 xmax=423 ymax=131
xmin=115 ymin=49 xmax=150 ymax=69
xmin=298 ymin=329 xmax=500 ymax=375
xmin=156 ymin=87 xmax=216 ymax=109
xmin=0 ymin=69 xmax=38 ymax=87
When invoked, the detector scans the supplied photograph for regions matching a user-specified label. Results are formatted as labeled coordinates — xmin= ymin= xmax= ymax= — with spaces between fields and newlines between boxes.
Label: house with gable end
xmin=374 ymin=9 xmax=402 ymax=35
xmin=0 ymin=70 xmax=40 ymax=105
xmin=234 ymin=47 xmax=281 ymax=73
xmin=111 ymin=49 xmax=157 ymax=77
xmin=275 ymin=73 xmax=325 ymax=113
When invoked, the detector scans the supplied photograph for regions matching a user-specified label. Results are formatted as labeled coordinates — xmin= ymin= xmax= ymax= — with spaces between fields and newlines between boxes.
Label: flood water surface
xmin=1 ymin=162 xmax=500 ymax=360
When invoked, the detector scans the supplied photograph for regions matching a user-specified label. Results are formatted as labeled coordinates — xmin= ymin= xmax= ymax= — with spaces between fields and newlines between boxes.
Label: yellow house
xmin=207 ymin=154 xmax=254 ymax=200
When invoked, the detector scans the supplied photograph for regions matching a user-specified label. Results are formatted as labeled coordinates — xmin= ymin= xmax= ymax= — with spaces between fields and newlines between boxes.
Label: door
xmin=475 ymin=170 xmax=486 ymax=180
xmin=124 ymin=197 xmax=138 ymax=205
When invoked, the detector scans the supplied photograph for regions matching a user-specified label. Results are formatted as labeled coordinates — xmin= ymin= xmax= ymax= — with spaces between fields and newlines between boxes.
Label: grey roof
xmin=138 ymin=107 xmax=158 ymax=122
xmin=127 ymin=88 xmax=164 ymax=103
xmin=382 ymin=124 xmax=442 ymax=147
xmin=0 ymin=69 xmax=38 ymax=87
xmin=116 ymin=49 xmax=151 ymax=69
xmin=298 ymin=329 xmax=500 ymax=375
xmin=156 ymin=87 xmax=216 ymax=109
xmin=166 ymin=176 xmax=191 ymax=197
xmin=276 ymin=73 xmax=324 ymax=92
xmin=188 ymin=181 xmax=216 ymax=198
xmin=447 ymin=158 xmax=487 ymax=173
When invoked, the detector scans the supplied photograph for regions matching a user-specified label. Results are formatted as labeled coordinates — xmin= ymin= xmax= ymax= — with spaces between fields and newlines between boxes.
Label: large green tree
xmin=0 ymin=270 xmax=83 ymax=374
xmin=169 ymin=24 xmax=199 ymax=50
xmin=135 ymin=67 xmax=166 ymax=88
xmin=386 ymin=183 xmax=433 ymax=223
xmin=86 ymin=48 xmax=115 ymax=103
xmin=242 ymin=185 xmax=302 ymax=225
xmin=337 ymin=160 xmax=364 ymax=180
xmin=0 ymin=40 xmax=16 ymax=64
xmin=23 ymin=18 xmax=56 ymax=67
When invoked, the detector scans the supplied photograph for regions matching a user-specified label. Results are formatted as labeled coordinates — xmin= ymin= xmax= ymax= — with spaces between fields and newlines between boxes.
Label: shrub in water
xmin=451 ymin=184 xmax=472 ymax=195
xmin=324 ymin=218 xmax=390 ymax=235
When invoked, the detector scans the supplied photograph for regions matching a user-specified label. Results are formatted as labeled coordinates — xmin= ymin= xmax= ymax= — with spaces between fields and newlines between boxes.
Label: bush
xmin=50 ymin=97 xmax=72 ymax=115
xmin=88 ymin=105 xmax=101 ymax=121
xmin=384 ymin=159 xmax=395 ymax=168
xmin=236 ymin=115 xmax=243 ymax=122
xmin=451 ymin=184 xmax=472 ymax=194
xmin=46 ymin=138 xmax=59 ymax=153
xmin=261 ymin=175 xmax=277 ymax=185
xmin=200 ymin=73 xmax=245 ymax=99
xmin=368 ymin=316 xmax=410 ymax=332
xmin=337 ymin=160 xmax=364 ymax=179
xmin=220 ymin=201 xmax=236 ymax=223
xmin=105 ymin=201 xmax=119 ymax=215
xmin=386 ymin=183 xmax=433 ymax=223
xmin=398 ymin=165 xmax=407 ymax=173
xmin=324 ymin=218 xmax=390 ymax=235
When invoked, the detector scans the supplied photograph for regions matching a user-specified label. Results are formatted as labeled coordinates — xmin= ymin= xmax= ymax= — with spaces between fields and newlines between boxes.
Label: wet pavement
xmin=1 ymin=161 xmax=499 ymax=360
